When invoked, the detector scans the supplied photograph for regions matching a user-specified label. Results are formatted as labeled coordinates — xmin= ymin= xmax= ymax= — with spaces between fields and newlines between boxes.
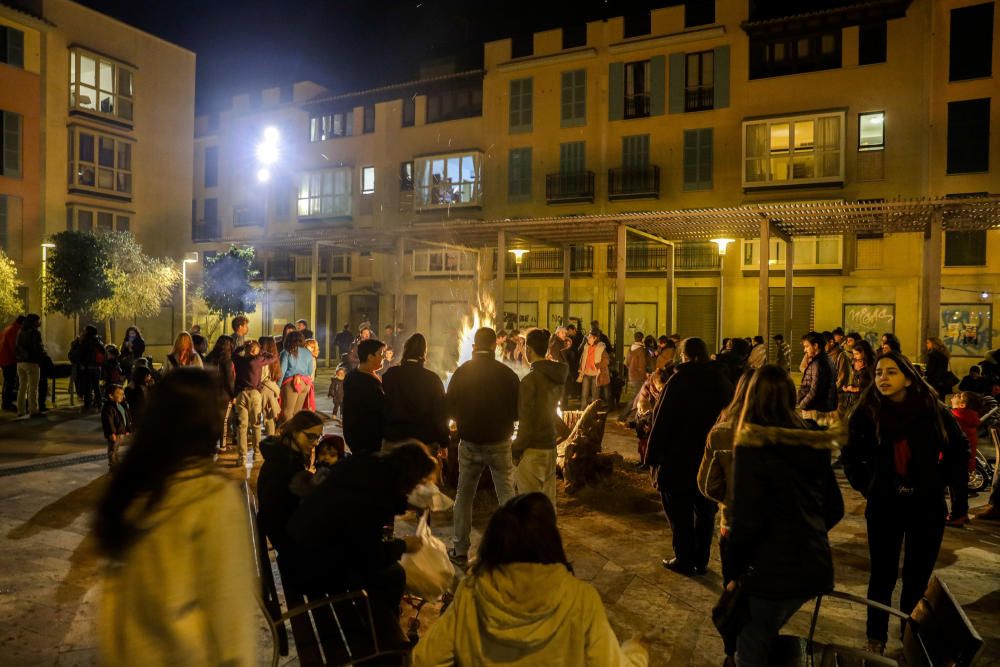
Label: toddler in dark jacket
xmin=327 ymin=366 xmax=346 ymax=418
xmin=101 ymin=383 xmax=132 ymax=469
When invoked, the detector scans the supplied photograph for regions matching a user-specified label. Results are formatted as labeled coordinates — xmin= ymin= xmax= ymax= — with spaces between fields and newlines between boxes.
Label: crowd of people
xmin=4 ymin=306 xmax=998 ymax=665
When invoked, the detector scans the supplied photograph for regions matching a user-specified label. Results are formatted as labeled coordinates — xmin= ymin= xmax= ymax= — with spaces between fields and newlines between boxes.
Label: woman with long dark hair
xmin=924 ymin=336 xmax=955 ymax=399
xmin=381 ymin=333 xmax=450 ymax=452
xmin=842 ymin=351 xmax=968 ymax=655
xmin=413 ymin=493 xmax=647 ymax=666
xmin=840 ymin=339 xmax=876 ymax=417
xmin=279 ymin=330 xmax=315 ymax=421
xmin=259 ymin=336 xmax=282 ymax=435
xmin=879 ymin=332 xmax=901 ymax=357
xmin=206 ymin=335 xmax=237 ymax=450
xmin=119 ymin=325 xmax=146 ymax=375
xmin=95 ymin=369 xmax=255 ymax=666
xmin=727 ymin=365 xmax=844 ymax=666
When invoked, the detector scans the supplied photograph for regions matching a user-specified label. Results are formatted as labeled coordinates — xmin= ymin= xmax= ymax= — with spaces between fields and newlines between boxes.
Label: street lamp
xmin=181 ymin=252 xmax=199 ymax=332
xmin=710 ymin=238 xmax=735 ymax=351
xmin=40 ymin=242 xmax=55 ymax=342
xmin=255 ymin=127 xmax=280 ymax=329
xmin=509 ymin=248 xmax=529 ymax=331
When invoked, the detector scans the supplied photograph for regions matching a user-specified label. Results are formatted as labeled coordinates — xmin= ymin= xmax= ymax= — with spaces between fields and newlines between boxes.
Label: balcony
xmin=608 ymin=166 xmax=660 ymax=200
xmin=502 ymin=246 xmax=594 ymax=275
xmin=233 ymin=205 xmax=264 ymax=227
xmin=624 ymin=93 xmax=650 ymax=119
xmin=685 ymin=86 xmax=714 ymax=112
xmin=675 ymin=242 xmax=721 ymax=270
xmin=191 ymin=220 xmax=220 ymax=242
xmin=606 ymin=243 xmax=671 ymax=273
xmin=546 ymin=171 xmax=595 ymax=204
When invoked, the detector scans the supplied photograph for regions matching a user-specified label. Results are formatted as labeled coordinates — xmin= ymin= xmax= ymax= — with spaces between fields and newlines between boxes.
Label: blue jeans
xmin=735 ymin=595 xmax=809 ymax=667
xmin=452 ymin=439 xmax=516 ymax=556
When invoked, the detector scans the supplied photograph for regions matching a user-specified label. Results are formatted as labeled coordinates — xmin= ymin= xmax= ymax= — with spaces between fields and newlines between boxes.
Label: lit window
xmin=298 ymin=167 xmax=352 ymax=218
xmin=69 ymin=49 xmax=134 ymax=122
xmin=859 ymin=112 xmax=884 ymax=151
xmin=68 ymin=127 xmax=133 ymax=197
xmin=743 ymin=112 xmax=844 ymax=187
xmin=68 ymin=205 xmax=130 ymax=233
xmin=413 ymin=151 xmax=482 ymax=209
xmin=361 ymin=166 xmax=375 ymax=194
xmin=309 ymin=111 xmax=353 ymax=142
xmin=412 ymin=249 xmax=475 ymax=275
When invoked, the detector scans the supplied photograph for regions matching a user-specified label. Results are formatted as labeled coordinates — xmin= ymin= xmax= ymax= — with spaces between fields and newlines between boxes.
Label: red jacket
xmin=0 ymin=322 xmax=21 ymax=366
xmin=951 ymin=407 xmax=980 ymax=471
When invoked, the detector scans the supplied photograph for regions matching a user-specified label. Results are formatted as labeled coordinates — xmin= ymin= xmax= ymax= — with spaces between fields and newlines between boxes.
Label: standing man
xmin=0 ymin=315 xmax=23 ymax=411
xmin=748 ymin=335 xmax=768 ymax=369
xmin=644 ymin=337 xmax=733 ymax=576
xmin=342 ymin=338 xmax=386 ymax=455
xmin=295 ymin=319 xmax=314 ymax=340
xmin=773 ymin=333 xmax=792 ymax=371
xmin=335 ymin=324 xmax=354 ymax=362
xmin=231 ymin=315 xmax=249 ymax=352
xmin=446 ymin=327 xmax=520 ymax=567
xmin=512 ymin=329 xmax=567 ymax=505
xmin=798 ymin=331 xmax=837 ymax=419
xmin=14 ymin=314 xmax=46 ymax=420
xmin=826 ymin=332 xmax=850 ymax=419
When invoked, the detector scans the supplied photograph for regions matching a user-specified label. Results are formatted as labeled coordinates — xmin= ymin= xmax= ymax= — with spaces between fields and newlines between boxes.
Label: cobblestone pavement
xmin=1 ymin=383 xmax=998 ymax=666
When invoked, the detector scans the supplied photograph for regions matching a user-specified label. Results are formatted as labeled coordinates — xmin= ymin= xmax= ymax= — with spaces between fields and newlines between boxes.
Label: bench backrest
xmin=904 ymin=575 xmax=983 ymax=667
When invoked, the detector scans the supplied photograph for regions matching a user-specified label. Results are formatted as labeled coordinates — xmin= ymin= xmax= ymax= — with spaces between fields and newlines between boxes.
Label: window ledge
xmin=414 ymin=203 xmax=483 ymax=212
xmin=742 ymin=179 xmax=844 ymax=191
xmin=68 ymin=187 xmax=132 ymax=202
xmin=497 ymin=47 xmax=598 ymax=72
xmin=68 ymin=109 xmax=134 ymax=133
xmin=298 ymin=215 xmax=353 ymax=223
xmin=608 ymin=25 xmax=725 ymax=54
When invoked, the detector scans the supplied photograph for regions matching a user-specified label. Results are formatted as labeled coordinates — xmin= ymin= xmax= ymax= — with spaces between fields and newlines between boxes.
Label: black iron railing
xmin=624 ymin=93 xmax=650 ymax=119
xmin=502 ymin=246 xmax=594 ymax=275
xmin=606 ymin=242 xmax=721 ymax=272
xmin=545 ymin=171 xmax=595 ymax=204
xmin=192 ymin=221 xmax=220 ymax=242
xmin=608 ymin=166 xmax=660 ymax=200
xmin=685 ymin=86 xmax=714 ymax=112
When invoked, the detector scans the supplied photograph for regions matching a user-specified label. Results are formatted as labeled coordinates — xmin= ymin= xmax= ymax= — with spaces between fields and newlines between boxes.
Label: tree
xmin=43 ymin=230 xmax=112 ymax=317
xmin=0 ymin=250 xmax=24 ymax=322
xmin=201 ymin=245 xmax=259 ymax=320
xmin=91 ymin=231 xmax=180 ymax=322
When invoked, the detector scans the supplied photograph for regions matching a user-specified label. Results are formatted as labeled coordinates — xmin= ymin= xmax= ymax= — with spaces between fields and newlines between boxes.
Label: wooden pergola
xmin=237 ymin=195 xmax=1000 ymax=363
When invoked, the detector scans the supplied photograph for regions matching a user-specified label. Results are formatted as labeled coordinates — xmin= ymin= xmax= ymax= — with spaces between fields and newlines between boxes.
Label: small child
xmin=328 ymin=365 xmax=346 ymax=418
xmin=948 ymin=390 xmax=982 ymax=526
xmin=313 ymin=434 xmax=346 ymax=484
xmin=101 ymin=383 xmax=132 ymax=470
xmin=102 ymin=344 xmax=126 ymax=394
xmin=304 ymin=339 xmax=320 ymax=380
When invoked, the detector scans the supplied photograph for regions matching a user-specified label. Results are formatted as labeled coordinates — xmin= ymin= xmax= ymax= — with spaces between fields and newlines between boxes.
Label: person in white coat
xmin=413 ymin=493 xmax=647 ymax=667
xmin=94 ymin=368 xmax=255 ymax=667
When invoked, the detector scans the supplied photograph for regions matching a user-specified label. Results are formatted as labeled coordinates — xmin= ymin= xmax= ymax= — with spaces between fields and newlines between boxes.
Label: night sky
xmin=72 ymin=0 xmax=684 ymax=113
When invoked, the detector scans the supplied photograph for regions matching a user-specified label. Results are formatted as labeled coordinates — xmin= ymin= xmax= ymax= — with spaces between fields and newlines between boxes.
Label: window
xmin=858 ymin=22 xmax=887 ymax=65
xmin=561 ymin=70 xmax=586 ymax=126
xmin=859 ymin=112 xmax=884 ymax=151
xmin=361 ymin=166 xmax=375 ymax=194
xmin=509 ymin=78 xmax=533 ymax=132
xmin=950 ymin=3 xmax=994 ymax=81
xmin=683 ymin=128 xmax=713 ymax=190
xmin=947 ymin=98 xmax=990 ymax=174
xmin=749 ymin=31 xmax=842 ymax=79
xmin=68 ymin=205 xmax=130 ymax=233
xmin=623 ymin=11 xmax=651 ymax=38
xmin=563 ymin=24 xmax=586 ymax=49
xmin=204 ymin=198 xmax=218 ymax=226
xmin=511 ymin=33 xmax=533 ymax=58
xmin=0 ymin=26 xmax=24 ymax=68
xmin=413 ymin=151 xmax=482 ymax=209
xmin=309 ymin=111 xmax=352 ymax=141
xmin=298 ymin=167 xmax=352 ymax=218
xmin=624 ymin=60 xmax=650 ymax=118
xmin=363 ymin=105 xmax=375 ymax=134
xmin=426 ymin=85 xmax=482 ymax=123
xmin=402 ymin=97 xmax=415 ymax=127
xmin=0 ymin=196 xmax=7 ymax=252
xmin=400 ymin=161 xmax=413 ymax=191
xmin=1 ymin=110 xmax=21 ymax=178
xmin=685 ymin=0 xmax=715 ymax=27
xmin=69 ymin=49 xmax=134 ymax=122
xmin=412 ymin=249 xmax=475 ymax=276
xmin=204 ymin=146 xmax=218 ymax=188
xmin=945 ymin=230 xmax=987 ymax=266
xmin=685 ymin=51 xmax=714 ymax=111
xmin=742 ymin=111 xmax=844 ymax=187
xmin=508 ymin=147 xmax=532 ymax=200
xmin=560 ymin=141 xmax=586 ymax=174
xmin=741 ymin=236 xmax=843 ymax=268
xmin=68 ymin=127 xmax=133 ymax=196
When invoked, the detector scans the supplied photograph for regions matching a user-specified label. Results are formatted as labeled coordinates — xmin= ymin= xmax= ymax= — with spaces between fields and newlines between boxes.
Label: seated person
xmin=959 ymin=365 xmax=994 ymax=395
xmin=413 ymin=493 xmax=648 ymax=666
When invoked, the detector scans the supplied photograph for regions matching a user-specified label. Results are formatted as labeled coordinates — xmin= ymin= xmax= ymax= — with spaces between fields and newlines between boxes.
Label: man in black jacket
xmin=645 ymin=337 xmax=733 ymax=575
xmin=342 ymin=338 xmax=386 ymax=455
xmin=798 ymin=331 xmax=837 ymax=417
xmin=14 ymin=314 xmax=45 ymax=420
xmin=446 ymin=327 xmax=520 ymax=565
xmin=381 ymin=333 xmax=449 ymax=452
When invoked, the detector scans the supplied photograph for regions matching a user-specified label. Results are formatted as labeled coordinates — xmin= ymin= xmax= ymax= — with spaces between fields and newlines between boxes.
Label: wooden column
xmin=758 ymin=219 xmax=770 ymax=345
xmin=473 ymin=249 xmax=482 ymax=307
xmin=783 ymin=235 xmax=794 ymax=361
xmin=310 ymin=241 xmax=319 ymax=338
xmin=325 ymin=247 xmax=333 ymax=368
xmin=393 ymin=237 xmax=405 ymax=333
xmin=496 ymin=229 xmax=506 ymax=330
xmin=921 ymin=208 xmax=943 ymax=348
xmin=666 ymin=243 xmax=675 ymax=336
xmin=562 ymin=245 xmax=571 ymax=327
xmin=262 ymin=251 xmax=270 ymax=336
xmin=615 ymin=224 xmax=627 ymax=365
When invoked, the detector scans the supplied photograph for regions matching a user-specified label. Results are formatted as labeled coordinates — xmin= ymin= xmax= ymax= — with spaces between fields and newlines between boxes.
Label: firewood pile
xmin=556 ymin=399 xmax=615 ymax=493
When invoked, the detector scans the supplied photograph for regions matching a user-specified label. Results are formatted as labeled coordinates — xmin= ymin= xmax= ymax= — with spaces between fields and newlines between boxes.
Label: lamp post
xmin=710 ymin=238 xmax=734 ymax=352
xmin=181 ymin=252 xmax=199 ymax=332
xmin=256 ymin=127 xmax=279 ymax=332
xmin=40 ymin=242 xmax=55 ymax=341
xmin=508 ymin=248 xmax=529 ymax=331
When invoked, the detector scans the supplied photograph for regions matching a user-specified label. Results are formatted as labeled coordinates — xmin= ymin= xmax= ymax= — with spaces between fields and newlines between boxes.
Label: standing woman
xmin=164 ymin=332 xmax=203 ymax=372
xmin=879 ymin=333 xmax=902 ymax=357
xmin=259 ymin=336 xmax=282 ymax=435
xmin=119 ymin=326 xmax=146 ymax=375
xmin=842 ymin=351 xmax=968 ymax=655
xmin=727 ymin=365 xmax=844 ymax=666
xmin=279 ymin=330 xmax=315 ymax=421
xmin=94 ymin=369 xmax=255 ymax=666
xmin=205 ymin=336 xmax=237 ymax=449
xmin=924 ymin=336 xmax=955 ymax=400
xmin=840 ymin=339 xmax=875 ymax=417
xmin=577 ymin=330 xmax=608 ymax=407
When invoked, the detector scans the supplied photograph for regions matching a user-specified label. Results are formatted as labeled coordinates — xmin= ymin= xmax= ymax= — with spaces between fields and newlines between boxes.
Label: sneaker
xmin=447 ymin=548 xmax=468 ymax=568
xmin=973 ymin=504 xmax=1000 ymax=521
xmin=945 ymin=514 xmax=969 ymax=527
xmin=13 ymin=413 xmax=30 ymax=421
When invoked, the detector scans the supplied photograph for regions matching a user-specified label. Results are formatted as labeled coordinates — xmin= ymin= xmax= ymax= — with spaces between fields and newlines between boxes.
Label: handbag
xmin=712 ymin=578 xmax=748 ymax=650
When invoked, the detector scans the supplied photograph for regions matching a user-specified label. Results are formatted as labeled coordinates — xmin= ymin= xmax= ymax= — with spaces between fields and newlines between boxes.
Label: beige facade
xmin=191 ymin=0 xmax=999 ymax=375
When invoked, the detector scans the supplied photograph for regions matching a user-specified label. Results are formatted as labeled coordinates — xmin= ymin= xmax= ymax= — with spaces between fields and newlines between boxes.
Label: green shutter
xmin=0 ymin=195 xmax=7 ymax=252
xmin=510 ymin=78 xmax=533 ymax=133
xmin=622 ymin=135 xmax=650 ymax=169
xmin=2 ymin=112 xmax=21 ymax=178
xmin=560 ymin=142 xmax=585 ymax=173
xmin=609 ymin=62 xmax=624 ymax=121
xmin=508 ymin=147 xmax=532 ymax=199
xmin=699 ymin=128 xmax=713 ymax=186
xmin=561 ymin=70 xmax=586 ymax=127
xmin=650 ymin=55 xmax=666 ymax=116
xmin=668 ymin=53 xmax=685 ymax=114
xmin=683 ymin=128 xmax=713 ymax=190
xmin=714 ymin=45 xmax=730 ymax=109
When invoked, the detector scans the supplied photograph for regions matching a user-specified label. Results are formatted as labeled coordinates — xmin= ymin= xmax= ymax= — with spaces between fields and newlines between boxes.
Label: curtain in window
xmin=744 ymin=123 xmax=767 ymax=182
xmin=815 ymin=116 xmax=841 ymax=178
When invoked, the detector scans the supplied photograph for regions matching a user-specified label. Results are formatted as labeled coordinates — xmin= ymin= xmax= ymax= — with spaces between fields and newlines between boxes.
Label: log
xmin=556 ymin=399 xmax=611 ymax=493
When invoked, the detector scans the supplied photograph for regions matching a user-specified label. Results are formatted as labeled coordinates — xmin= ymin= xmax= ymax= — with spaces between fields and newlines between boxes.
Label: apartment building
xmin=190 ymin=0 xmax=999 ymax=373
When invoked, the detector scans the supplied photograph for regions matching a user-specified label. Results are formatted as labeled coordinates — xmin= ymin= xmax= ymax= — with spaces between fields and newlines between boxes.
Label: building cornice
xmin=608 ymin=25 xmax=726 ymax=54
xmin=496 ymin=47 xmax=598 ymax=72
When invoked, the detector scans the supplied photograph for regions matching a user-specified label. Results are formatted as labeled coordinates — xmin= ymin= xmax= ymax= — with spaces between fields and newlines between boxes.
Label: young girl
xmin=304 ymin=338 xmax=320 ymax=380
xmin=947 ymin=390 xmax=982 ymax=526
xmin=842 ymin=351 xmax=969 ymax=655
xmin=840 ymin=339 xmax=875 ymax=417
xmin=327 ymin=365 xmax=346 ymax=419
xmin=205 ymin=336 xmax=237 ymax=450
xmin=164 ymin=332 xmax=203 ymax=372
xmin=259 ymin=337 xmax=282 ymax=436
xmin=279 ymin=331 xmax=316 ymax=421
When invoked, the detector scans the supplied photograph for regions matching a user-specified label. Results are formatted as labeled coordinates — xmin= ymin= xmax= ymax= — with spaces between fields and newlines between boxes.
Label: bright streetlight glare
xmin=263 ymin=126 xmax=280 ymax=143
xmin=257 ymin=167 xmax=271 ymax=183
xmin=255 ymin=142 xmax=279 ymax=165
xmin=710 ymin=238 xmax=735 ymax=256
xmin=508 ymin=248 xmax=530 ymax=265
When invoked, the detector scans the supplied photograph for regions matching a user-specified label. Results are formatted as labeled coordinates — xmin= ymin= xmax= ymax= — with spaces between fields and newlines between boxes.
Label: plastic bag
xmin=401 ymin=511 xmax=455 ymax=600
xmin=407 ymin=482 xmax=455 ymax=511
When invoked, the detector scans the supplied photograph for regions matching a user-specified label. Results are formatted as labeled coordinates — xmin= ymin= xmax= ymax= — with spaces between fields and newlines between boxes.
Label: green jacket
xmin=512 ymin=359 xmax=568 ymax=455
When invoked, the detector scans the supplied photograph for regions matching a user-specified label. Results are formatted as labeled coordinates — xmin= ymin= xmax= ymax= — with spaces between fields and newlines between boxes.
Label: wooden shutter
xmin=650 ymin=55 xmax=666 ymax=116
xmin=560 ymin=142 xmax=585 ymax=173
xmin=2 ymin=111 xmax=20 ymax=178
xmin=509 ymin=78 xmax=533 ymax=132
xmin=677 ymin=288 xmax=718 ymax=348
xmin=768 ymin=288 xmax=815 ymax=366
xmin=683 ymin=128 xmax=713 ymax=190
xmin=668 ymin=53 xmax=685 ymax=114
xmin=508 ymin=147 xmax=532 ymax=198
xmin=714 ymin=45 xmax=730 ymax=109
xmin=622 ymin=135 xmax=650 ymax=170
xmin=609 ymin=62 xmax=624 ymax=121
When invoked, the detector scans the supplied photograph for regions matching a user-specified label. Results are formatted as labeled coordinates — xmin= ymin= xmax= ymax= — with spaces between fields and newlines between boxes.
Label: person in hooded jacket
xmin=727 ymin=365 xmax=844 ymax=666
xmin=413 ymin=492 xmax=648 ymax=667
xmin=645 ymin=337 xmax=733 ymax=576
xmin=512 ymin=329 xmax=569 ymax=505
xmin=382 ymin=333 xmax=450 ymax=453
xmin=797 ymin=331 xmax=837 ymax=418
xmin=841 ymin=351 xmax=968 ymax=655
